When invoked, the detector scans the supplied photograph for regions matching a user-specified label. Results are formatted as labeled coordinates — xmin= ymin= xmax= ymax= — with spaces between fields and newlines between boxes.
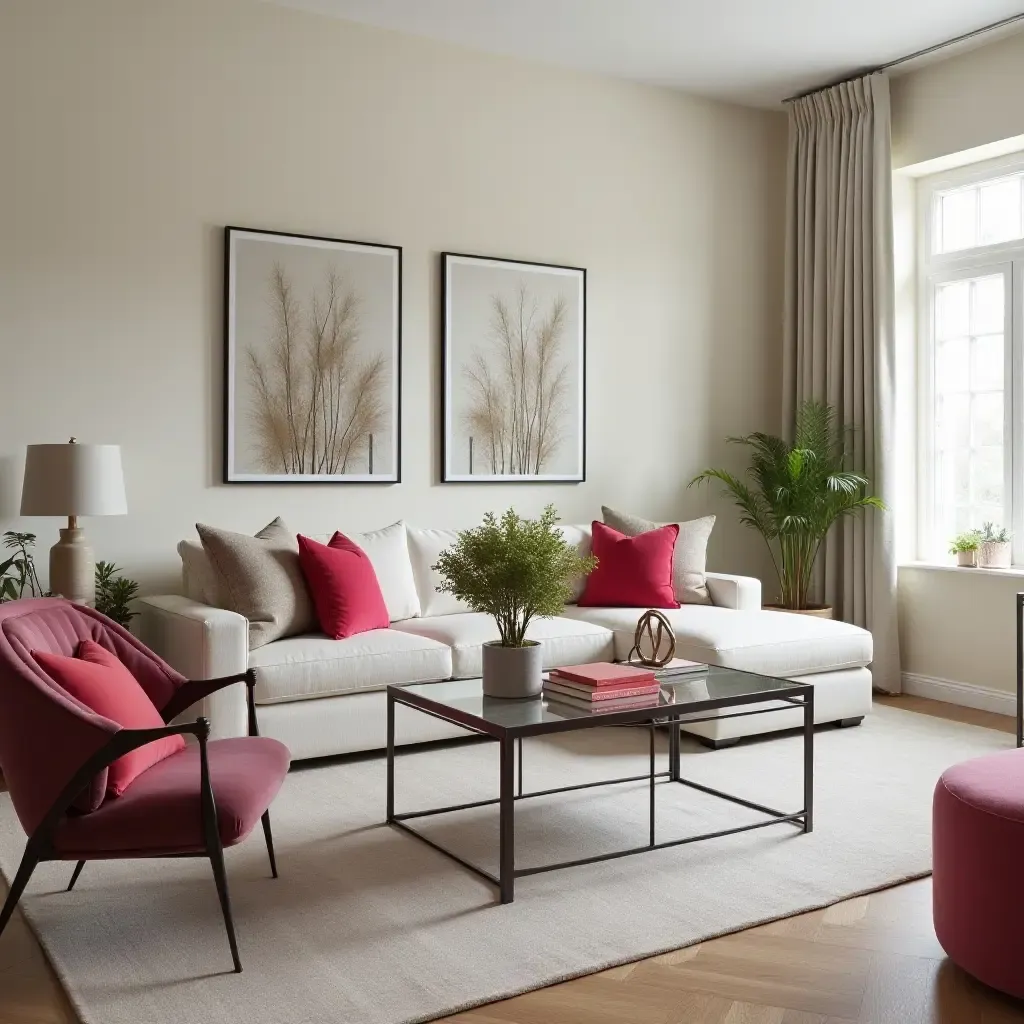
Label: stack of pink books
xmin=543 ymin=662 xmax=662 ymax=712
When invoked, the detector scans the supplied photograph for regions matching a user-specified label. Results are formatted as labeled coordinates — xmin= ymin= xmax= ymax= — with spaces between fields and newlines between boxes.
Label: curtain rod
xmin=783 ymin=10 xmax=1024 ymax=103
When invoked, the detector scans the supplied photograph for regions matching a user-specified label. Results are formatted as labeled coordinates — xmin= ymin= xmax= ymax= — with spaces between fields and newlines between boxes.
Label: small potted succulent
xmin=433 ymin=505 xmax=596 ymax=699
xmin=977 ymin=522 xmax=1012 ymax=569
xmin=948 ymin=531 xmax=981 ymax=568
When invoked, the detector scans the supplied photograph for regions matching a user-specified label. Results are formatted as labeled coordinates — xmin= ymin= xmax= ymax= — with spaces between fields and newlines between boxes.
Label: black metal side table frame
xmin=386 ymin=684 xmax=814 ymax=904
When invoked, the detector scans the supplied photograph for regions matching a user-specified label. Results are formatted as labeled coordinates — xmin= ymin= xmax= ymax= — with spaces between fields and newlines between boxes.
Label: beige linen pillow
xmin=196 ymin=517 xmax=317 ymax=649
xmin=601 ymin=506 xmax=715 ymax=605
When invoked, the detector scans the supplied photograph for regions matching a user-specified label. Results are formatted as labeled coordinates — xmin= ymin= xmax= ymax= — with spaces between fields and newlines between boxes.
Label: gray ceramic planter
xmin=481 ymin=640 xmax=543 ymax=699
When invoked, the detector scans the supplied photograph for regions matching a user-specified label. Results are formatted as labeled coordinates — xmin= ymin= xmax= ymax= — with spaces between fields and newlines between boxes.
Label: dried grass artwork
xmin=225 ymin=228 xmax=400 ymax=483
xmin=443 ymin=254 xmax=585 ymax=482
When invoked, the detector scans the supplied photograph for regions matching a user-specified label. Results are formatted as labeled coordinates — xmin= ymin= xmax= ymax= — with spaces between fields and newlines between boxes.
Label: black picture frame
xmin=441 ymin=251 xmax=586 ymax=483
xmin=223 ymin=226 xmax=402 ymax=484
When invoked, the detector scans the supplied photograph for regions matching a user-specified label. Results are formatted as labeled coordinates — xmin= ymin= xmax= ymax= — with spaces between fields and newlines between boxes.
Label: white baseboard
xmin=901 ymin=672 xmax=1016 ymax=717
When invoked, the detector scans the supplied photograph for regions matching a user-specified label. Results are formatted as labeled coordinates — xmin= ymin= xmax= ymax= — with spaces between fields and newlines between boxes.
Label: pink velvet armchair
xmin=0 ymin=598 xmax=290 ymax=973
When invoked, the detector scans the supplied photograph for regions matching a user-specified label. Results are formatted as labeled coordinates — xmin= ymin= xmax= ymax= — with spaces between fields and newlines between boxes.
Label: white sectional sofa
xmin=137 ymin=522 xmax=874 ymax=759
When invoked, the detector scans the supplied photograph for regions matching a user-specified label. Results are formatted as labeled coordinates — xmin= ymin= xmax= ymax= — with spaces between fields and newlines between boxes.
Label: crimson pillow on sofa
xmin=33 ymin=640 xmax=185 ymax=799
xmin=298 ymin=532 xmax=390 ymax=640
xmin=578 ymin=520 xmax=680 ymax=608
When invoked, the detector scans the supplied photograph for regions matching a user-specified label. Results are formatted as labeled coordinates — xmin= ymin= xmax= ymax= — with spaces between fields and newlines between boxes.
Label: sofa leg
xmin=836 ymin=717 xmax=864 ymax=729
xmin=696 ymin=736 xmax=741 ymax=750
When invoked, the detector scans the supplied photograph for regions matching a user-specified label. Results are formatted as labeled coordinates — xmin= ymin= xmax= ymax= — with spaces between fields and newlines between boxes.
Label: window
xmin=918 ymin=156 xmax=1024 ymax=563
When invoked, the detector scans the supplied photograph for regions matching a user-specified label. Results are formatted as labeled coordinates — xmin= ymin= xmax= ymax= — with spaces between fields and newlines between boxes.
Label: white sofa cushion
xmin=354 ymin=521 xmax=421 ymax=621
xmin=249 ymin=629 xmax=452 ymax=704
xmin=178 ymin=538 xmax=220 ymax=605
xmin=392 ymin=613 xmax=615 ymax=679
xmin=559 ymin=523 xmax=593 ymax=602
xmin=560 ymin=604 xmax=872 ymax=677
xmin=406 ymin=527 xmax=472 ymax=617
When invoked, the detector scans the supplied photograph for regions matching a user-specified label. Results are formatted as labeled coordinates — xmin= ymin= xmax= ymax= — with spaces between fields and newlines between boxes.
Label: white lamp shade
xmin=20 ymin=443 xmax=127 ymax=517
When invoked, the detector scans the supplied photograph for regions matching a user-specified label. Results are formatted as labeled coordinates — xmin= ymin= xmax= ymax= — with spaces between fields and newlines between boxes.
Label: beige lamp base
xmin=49 ymin=527 xmax=95 ymax=605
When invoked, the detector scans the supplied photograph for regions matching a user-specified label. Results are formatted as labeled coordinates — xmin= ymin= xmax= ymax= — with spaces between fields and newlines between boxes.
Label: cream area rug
xmin=0 ymin=704 xmax=1011 ymax=1024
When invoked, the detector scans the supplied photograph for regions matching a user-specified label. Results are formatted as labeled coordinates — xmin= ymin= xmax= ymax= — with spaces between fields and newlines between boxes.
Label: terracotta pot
xmin=956 ymin=549 xmax=978 ymax=567
xmin=481 ymin=640 xmax=543 ymax=699
xmin=979 ymin=540 xmax=1011 ymax=569
xmin=763 ymin=604 xmax=834 ymax=619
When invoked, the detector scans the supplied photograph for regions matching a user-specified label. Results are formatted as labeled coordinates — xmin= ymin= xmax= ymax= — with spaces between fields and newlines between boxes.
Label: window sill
xmin=899 ymin=560 xmax=1024 ymax=579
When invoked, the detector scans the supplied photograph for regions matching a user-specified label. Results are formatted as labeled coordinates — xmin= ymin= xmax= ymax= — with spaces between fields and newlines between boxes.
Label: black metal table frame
xmin=386 ymin=681 xmax=814 ymax=904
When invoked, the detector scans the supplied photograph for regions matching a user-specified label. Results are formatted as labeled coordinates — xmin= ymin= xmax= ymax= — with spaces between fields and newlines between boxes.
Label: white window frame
xmin=917 ymin=152 xmax=1024 ymax=565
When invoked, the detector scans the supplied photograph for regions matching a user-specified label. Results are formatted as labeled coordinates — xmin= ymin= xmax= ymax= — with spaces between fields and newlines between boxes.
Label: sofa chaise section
xmin=561 ymin=603 xmax=873 ymax=745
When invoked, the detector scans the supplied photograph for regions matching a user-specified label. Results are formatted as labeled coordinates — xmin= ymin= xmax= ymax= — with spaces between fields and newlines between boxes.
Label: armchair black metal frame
xmin=0 ymin=669 xmax=272 ymax=974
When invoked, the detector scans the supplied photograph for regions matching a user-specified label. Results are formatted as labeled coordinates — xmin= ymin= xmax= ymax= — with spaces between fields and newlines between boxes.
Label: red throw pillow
xmin=578 ymin=520 xmax=681 ymax=608
xmin=298 ymin=532 xmax=390 ymax=640
xmin=33 ymin=640 xmax=185 ymax=799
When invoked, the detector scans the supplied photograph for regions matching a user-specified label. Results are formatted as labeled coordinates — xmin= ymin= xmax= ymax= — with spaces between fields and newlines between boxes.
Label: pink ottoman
xmin=933 ymin=748 xmax=1024 ymax=999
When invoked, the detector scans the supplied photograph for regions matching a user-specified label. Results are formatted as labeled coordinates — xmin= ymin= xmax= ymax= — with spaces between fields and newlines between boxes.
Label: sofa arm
xmin=705 ymin=572 xmax=762 ymax=611
xmin=136 ymin=596 xmax=248 ymax=739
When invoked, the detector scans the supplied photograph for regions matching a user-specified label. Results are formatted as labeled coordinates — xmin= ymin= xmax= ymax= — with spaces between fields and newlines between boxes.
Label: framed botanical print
xmin=442 ymin=252 xmax=586 ymax=482
xmin=224 ymin=226 xmax=401 ymax=483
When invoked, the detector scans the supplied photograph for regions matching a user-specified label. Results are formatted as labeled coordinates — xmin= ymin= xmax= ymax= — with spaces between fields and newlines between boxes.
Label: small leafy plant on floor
xmin=0 ymin=532 xmax=44 ymax=602
xmin=433 ymin=504 xmax=596 ymax=647
xmin=689 ymin=401 xmax=885 ymax=610
xmin=948 ymin=531 xmax=981 ymax=555
xmin=95 ymin=561 xmax=140 ymax=629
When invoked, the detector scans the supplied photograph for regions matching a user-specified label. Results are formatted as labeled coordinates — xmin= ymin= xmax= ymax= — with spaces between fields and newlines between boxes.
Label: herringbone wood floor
xmin=1 ymin=696 xmax=1022 ymax=1024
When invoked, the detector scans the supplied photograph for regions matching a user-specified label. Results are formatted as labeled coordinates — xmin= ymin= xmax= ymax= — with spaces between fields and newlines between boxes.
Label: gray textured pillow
xmin=196 ymin=517 xmax=317 ymax=649
xmin=601 ymin=506 xmax=715 ymax=605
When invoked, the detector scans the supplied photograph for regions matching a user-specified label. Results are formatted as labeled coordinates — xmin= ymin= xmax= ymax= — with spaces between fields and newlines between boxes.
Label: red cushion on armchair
xmin=33 ymin=641 xmax=184 ymax=798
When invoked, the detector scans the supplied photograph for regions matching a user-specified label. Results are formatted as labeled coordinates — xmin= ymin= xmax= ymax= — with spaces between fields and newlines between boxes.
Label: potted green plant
xmin=949 ymin=531 xmax=981 ymax=568
xmin=977 ymin=522 xmax=1012 ymax=569
xmin=433 ymin=505 xmax=596 ymax=698
xmin=0 ymin=532 xmax=44 ymax=602
xmin=689 ymin=401 xmax=885 ymax=616
xmin=95 ymin=561 xmax=140 ymax=629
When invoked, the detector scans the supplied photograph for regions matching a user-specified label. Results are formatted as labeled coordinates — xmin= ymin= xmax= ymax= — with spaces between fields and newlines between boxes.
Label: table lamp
xmin=20 ymin=438 xmax=127 ymax=605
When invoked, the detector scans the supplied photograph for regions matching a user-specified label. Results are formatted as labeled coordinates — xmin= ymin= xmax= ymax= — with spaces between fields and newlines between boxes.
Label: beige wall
xmin=899 ymin=566 xmax=1020 ymax=699
xmin=891 ymin=30 xmax=1024 ymax=168
xmin=0 ymin=0 xmax=788 ymax=593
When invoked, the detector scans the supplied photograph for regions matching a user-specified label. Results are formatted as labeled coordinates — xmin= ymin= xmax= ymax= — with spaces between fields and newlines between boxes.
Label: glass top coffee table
xmin=386 ymin=666 xmax=813 ymax=903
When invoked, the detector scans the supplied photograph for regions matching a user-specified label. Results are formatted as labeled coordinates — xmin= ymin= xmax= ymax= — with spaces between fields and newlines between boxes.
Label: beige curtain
xmin=783 ymin=72 xmax=901 ymax=693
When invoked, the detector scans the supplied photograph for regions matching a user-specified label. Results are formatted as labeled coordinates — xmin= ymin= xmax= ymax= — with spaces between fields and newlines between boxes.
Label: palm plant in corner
xmin=689 ymin=401 xmax=885 ymax=617
xmin=434 ymin=505 xmax=596 ymax=699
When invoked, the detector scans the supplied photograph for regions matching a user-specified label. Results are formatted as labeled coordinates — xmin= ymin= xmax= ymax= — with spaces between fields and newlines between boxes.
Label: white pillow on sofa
xmin=406 ymin=526 xmax=472 ymax=617
xmin=559 ymin=523 xmax=593 ymax=603
xmin=355 ymin=521 xmax=421 ymax=621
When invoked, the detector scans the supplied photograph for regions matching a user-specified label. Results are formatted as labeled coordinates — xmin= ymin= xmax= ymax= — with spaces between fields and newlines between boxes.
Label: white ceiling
xmin=264 ymin=0 xmax=1023 ymax=107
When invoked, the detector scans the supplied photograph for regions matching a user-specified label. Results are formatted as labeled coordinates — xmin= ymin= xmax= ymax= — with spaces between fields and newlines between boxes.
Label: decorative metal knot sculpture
xmin=628 ymin=609 xmax=677 ymax=667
